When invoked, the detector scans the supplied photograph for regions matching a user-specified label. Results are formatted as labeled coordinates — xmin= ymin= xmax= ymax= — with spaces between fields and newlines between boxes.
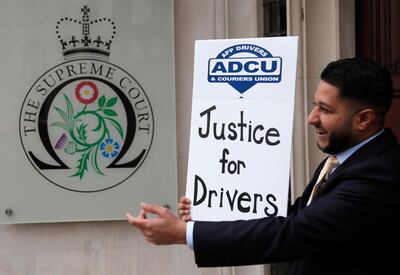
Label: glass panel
xmin=263 ymin=0 xmax=287 ymax=37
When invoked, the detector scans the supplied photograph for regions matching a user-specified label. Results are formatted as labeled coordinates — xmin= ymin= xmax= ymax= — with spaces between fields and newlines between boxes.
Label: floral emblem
xmin=51 ymin=80 xmax=124 ymax=179
xmin=75 ymin=81 xmax=99 ymax=104
xmin=100 ymin=138 xmax=120 ymax=158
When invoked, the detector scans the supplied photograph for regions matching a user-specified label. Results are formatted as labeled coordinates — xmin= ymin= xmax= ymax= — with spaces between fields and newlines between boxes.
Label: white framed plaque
xmin=0 ymin=0 xmax=176 ymax=223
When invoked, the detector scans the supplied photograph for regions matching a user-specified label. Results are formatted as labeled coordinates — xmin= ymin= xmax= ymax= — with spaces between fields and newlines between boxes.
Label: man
xmin=127 ymin=58 xmax=400 ymax=275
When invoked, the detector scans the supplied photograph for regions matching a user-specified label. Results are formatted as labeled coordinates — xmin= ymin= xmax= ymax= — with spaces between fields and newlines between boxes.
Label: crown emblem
xmin=56 ymin=6 xmax=116 ymax=60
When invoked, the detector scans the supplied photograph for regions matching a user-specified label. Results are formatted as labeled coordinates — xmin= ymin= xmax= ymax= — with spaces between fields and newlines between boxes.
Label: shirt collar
xmin=335 ymin=129 xmax=384 ymax=165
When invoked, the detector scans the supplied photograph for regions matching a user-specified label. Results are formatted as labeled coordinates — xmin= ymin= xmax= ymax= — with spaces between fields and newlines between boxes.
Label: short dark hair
xmin=320 ymin=57 xmax=393 ymax=122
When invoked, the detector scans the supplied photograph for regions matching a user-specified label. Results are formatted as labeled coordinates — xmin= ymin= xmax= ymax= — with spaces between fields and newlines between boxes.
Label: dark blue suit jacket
xmin=193 ymin=129 xmax=400 ymax=275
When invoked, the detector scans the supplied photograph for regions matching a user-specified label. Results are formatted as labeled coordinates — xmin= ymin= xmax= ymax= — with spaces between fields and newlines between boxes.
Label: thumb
xmin=141 ymin=202 xmax=166 ymax=217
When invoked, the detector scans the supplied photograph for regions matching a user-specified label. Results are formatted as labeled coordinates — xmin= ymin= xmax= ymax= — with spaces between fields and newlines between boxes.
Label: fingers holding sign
xmin=126 ymin=203 xmax=187 ymax=245
xmin=178 ymin=196 xmax=192 ymax=222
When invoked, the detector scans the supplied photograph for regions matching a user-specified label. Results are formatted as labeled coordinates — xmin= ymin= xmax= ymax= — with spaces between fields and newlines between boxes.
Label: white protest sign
xmin=186 ymin=37 xmax=298 ymax=221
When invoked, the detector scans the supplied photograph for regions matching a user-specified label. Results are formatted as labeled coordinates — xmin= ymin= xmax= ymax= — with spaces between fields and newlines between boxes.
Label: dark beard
xmin=318 ymin=131 xmax=355 ymax=154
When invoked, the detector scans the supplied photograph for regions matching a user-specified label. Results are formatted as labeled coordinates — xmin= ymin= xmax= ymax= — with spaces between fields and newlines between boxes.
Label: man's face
xmin=308 ymin=80 xmax=359 ymax=154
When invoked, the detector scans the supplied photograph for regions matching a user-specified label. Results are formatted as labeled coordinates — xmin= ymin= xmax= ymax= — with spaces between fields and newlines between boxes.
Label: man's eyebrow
xmin=313 ymin=100 xmax=334 ymax=110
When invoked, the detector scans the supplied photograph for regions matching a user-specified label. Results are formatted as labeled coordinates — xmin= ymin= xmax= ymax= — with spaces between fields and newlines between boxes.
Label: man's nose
xmin=307 ymin=107 xmax=319 ymax=125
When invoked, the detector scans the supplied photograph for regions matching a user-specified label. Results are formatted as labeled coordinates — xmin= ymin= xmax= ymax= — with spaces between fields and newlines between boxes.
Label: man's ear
xmin=355 ymin=108 xmax=376 ymax=131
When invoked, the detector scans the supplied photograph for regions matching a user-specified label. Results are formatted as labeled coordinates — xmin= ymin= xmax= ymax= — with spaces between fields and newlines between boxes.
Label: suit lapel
xmin=300 ymin=159 xmax=327 ymax=207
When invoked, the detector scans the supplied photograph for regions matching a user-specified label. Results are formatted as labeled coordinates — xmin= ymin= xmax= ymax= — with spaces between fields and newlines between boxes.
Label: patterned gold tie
xmin=307 ymin=155 xmax=339 ymax=205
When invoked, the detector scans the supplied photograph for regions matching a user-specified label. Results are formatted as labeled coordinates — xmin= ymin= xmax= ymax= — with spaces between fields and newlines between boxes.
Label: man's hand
xmin=178 ymin=196 xmax=192 ymax=222
xmin=126 ymin=203 xmax=187 ymax=245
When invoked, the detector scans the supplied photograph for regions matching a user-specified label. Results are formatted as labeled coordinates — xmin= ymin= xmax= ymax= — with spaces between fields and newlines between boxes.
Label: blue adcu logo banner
xmin=208 ymin=44 xmax=282 ymax=94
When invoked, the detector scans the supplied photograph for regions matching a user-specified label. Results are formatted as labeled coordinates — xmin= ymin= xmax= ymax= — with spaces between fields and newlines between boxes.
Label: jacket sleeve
xmin=193 ymin=152 xmax=400 ymax=267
